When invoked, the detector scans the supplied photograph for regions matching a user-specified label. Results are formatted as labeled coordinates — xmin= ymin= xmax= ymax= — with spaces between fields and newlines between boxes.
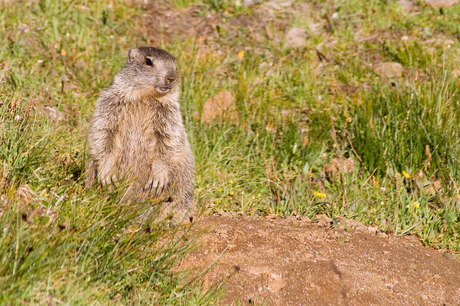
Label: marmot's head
xmin=116 ymin=47 xmax=178 ymax=100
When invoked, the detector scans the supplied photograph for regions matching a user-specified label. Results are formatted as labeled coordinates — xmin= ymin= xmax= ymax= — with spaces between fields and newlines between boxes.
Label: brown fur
xmin=86 ymin=47 xmax=194 ymax=223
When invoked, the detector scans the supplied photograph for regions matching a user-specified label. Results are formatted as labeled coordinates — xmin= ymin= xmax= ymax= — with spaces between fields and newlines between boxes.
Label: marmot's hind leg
xmin=85 ymin=159 xmax=97 ymax=188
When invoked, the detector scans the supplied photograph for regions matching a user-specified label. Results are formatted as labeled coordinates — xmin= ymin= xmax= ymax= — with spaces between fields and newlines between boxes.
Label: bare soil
xmin=180 ymin=214 xmax=460 ymax=305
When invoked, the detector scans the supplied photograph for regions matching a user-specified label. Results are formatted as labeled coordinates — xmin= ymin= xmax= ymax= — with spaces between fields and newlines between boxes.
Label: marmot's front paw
xmin=146 ymin=169 xmax=169 ymax=195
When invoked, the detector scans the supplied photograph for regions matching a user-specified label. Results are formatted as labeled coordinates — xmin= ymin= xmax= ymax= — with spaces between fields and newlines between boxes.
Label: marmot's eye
xmin=145 ymin=58 xmax=153 ymax=66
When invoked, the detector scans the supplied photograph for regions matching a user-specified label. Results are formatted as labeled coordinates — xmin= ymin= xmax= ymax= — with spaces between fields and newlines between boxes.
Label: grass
xmin=181 ymin=0 xmax=460 ymax=252
xmin=0 ymin=0 xmax=214 ymax=304
xmin=1 ymin=0 xmax=460 ymax=303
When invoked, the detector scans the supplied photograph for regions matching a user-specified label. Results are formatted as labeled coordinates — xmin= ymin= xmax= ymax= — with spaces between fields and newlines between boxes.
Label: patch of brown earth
xmin=143 ymin=1 xmax=317 ymax=45
xmin=180 ymin=214 xmax=460 ymax=305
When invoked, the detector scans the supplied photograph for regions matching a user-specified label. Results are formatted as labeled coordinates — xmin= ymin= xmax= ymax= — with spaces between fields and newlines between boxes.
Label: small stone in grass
xmin=244 ymin=0 xmax=264 ymax=6
xmin=424 ymin=0 xmax=458 ymax=8
xmin=284 ymin=28 xmax=307 ymax=49
xmin=199 ymin=90 xmax=238 ymax=124
xmin=373 ymin=62 xmax=403 ymax=79
xmin=398 ymin=0 xmax=418 ymax=11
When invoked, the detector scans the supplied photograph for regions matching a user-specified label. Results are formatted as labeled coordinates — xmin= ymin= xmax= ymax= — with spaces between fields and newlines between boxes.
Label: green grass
xmin=1 ymin=0 xmax=460 ymax=303
xmin=0 ymin=1 xmax=214 ymax=304
xmin=172 ymin=0 xmax=196 ymax=9
xmin=179 ymin=0 xmax=460 ymax=252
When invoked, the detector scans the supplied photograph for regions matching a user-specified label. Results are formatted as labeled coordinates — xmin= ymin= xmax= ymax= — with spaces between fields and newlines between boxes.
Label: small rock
xmin=367 ymin=226 xmax=378 ymax=235
xmin=410 ymin=263 xmax=417 ymax=270
xmin=373 ymin=62 xmax=403 ymax=79
xmin=266 ymin=213 xmax=278 ymax=219
xmin=354 ymin=224 xmax=368 ymax=232
xmin=315 ymin=214 xmax=333 ymax=228
xmin=378 ymin=232 xmax=389 ymax=239
xmin=424 ymin=0 xmax=458 ymax=8
xmin=269 ymin=272 xmax=282 ymax=280
xmin=267 ymin=275 xmax=287 ymax=293
xmin=244 ymin=0 xmax=264 ymax=6
xmin=338 ymin=217 xmax=365 ymax=230
xmin=398 ymin=0 xmax=418 ymax=11
xmin=284 ymin=27 xmax=307 ymax=49
xmin=200 ymin=90 xmax=238 ymax=124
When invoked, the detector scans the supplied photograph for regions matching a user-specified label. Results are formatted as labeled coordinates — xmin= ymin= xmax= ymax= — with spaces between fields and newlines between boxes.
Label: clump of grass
xmin=0 ymin=108 xmax=212 ymax=304
xmin=0 ymin=0 xmax=215 ymax=304
xmin=350 ymin=79 xmax=460 ymax=179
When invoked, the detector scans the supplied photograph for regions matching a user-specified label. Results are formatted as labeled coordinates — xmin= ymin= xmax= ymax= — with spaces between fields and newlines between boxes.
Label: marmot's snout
xmin=156 ymin=75 xmax=176 ymax=94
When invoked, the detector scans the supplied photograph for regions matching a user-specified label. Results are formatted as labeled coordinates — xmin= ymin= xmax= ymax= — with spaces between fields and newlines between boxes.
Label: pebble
xmin=284 ymin=27 xmax=307 ymax=49
xmin=398 ymin=0 xmax=418 ymax=11
xmin=424 ymin=0 xmax=458 ymax=8
xmin=244 ymin=0 xmax=264 ymax=6
xmin=373 ymin=62 xmax=403 ymax=79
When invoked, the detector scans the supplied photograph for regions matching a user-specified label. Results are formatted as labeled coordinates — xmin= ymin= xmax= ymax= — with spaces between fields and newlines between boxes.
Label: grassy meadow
xmin=1 ymin=0 xmax=460 ymax=303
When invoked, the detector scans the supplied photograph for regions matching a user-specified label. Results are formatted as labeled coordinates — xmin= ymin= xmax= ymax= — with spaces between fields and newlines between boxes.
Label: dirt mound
xmin=181 ymin=214 xmax=460 ymax=305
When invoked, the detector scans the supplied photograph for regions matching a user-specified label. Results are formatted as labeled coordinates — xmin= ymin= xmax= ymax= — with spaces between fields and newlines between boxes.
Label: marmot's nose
xmin=166 ymin=77 xmax=176 ymax=84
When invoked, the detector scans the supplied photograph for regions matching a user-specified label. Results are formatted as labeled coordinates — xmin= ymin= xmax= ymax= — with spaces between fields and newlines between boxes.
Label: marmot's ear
xmin=127 ymin=49 xmax=143 ymax=63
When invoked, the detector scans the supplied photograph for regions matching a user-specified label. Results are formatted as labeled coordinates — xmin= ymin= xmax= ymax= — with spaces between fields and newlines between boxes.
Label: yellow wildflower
xmin=402 ymin=170 xmax=410 ymax=178
xmin=412 ymin=201 xmax=420 ymax=208
xmin=238 ymin=51 xmax=244 ymax=59
xmin=314 ymin=192 xmax=326 ymax=198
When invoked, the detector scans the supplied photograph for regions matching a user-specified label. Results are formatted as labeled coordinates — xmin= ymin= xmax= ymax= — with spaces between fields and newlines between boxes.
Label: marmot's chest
xmin=116 ymin=102 xmax=181 ymax=155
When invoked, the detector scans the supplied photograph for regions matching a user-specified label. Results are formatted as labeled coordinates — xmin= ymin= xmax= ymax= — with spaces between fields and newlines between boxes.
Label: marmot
xmin=85 ymin=47 xmax=194 ymax=223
